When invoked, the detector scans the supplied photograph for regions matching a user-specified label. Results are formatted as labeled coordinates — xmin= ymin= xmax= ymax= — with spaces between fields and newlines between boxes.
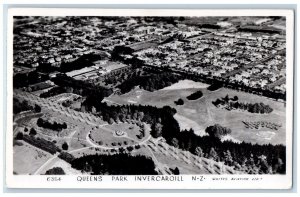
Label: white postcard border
xmin=5 ymin=8 xmax=294 ymax=189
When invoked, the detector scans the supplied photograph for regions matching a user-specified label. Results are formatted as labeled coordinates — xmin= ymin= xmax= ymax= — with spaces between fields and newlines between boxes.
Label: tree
xmin=172 ymin=167 xmax=180 ymax=175
xmin=37 ymin=118 xmax=43 ymax=127
xmin=24 ymin=127 xmax=28 ymax=132
xmin=62 ymin=142 xmax=69 ymax=150
xmin=233 ymin=96 xmax=239 ymax=101
xmin=34 ymin=104 xmax=41 ymax=113
xmin=151 ymin=122 xmax=162 ymax=138
xmin=258 ymin=155 xmax=269 ymax=174
xmin=127 ymin=146 xmax=134 ymax=152
xmin=223 ymin=150 xmax=233 ymax=165
xmin=15 ymin=132 xmax=23 ymax=140
xmin=174 ymin=98 xmax=184 ymax=105
xmin=62 ymin=122 xmax=67 ymax=129
xmin=206 ymin=124 xmax=232 ymax=138
xmin=224 ymin=94 xmax=229 ymax=102
xmin=171 ymin=138 xmax=179 ymax=148
xmin=29 ymin=128 xmax=37 ymax=136
xmin=45 ymin=167 xmax=65 ymax=175
xmin=195 ymin=147 xmax=204 ymax=157
xmin=208 ymin=147 xmax=218 ymax=161
xmin=108 ymin=118 xmax=114 ymax=125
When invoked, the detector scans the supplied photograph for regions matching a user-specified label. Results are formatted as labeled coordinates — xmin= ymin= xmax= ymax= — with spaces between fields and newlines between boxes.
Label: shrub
xmin=174 ymin=98 xmax=184 ymax=105
xmin=62 ymin=142 xmax=69 ymax=150
xmin=45 ymin=167 xmax=65 ymax=175
xmin=29 ymin=128 xmax=37 ymax=136
xmin=205 ymin=124 xmax=232 ymax=138
xmin=15 ymin=132 xmax=23 ymax=140
xmin=186 ymin=90 xmax=203 ymax=100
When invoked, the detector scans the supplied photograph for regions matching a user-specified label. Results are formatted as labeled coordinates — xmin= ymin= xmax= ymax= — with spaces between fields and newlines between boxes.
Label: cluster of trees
xmin=207 ymin=82 xmax=223 ymax=91
xmin=62 ymin=142 xmax=69 ymax=150
xmin=205 ymin=124 xmax=232 ymax=138
xmin=169 ymin=167 xmax=180 ymax=175
xmin=44 ymin=167 xmax=65 ymax=175
xmin=37 ymin=117 xmax=67 ymax=131
xmin=136 ymin=123 xmax=146 ymax=139
xmin=59 ymin=53 xmax=105 ymax=73
xmin=58 ymin=152 xmax=75 ymax=163
xmin=13 ymin=71 xmax=49 ymax=88
xmin=117 ymin=71 xmax=184 ymax=94
xmin=40 ymin=86 xmax=66 ymax=98
xmin=13 ymin=98 xmax=42 ymax=114
xmin=71 ymin=153 xmax=158 ymax=175
xmin=17 ymin=127 xmax=37 ymax=137
xmin=174 ymin=98 xmax=184 ymax=105
xmin=186 ymin=90 xmax=203 ymax=100
xmin=83 ymin=96 xmax=180 ymax=142
xmin=13 ymin=98 xmax=41 ymax=114
xmin=52 ymin=74 xmax=113 ymax=101
xmin=169 ymin=128 xmax=285 ymax=174
xmin=103 ymin=67 xmax=142 ymax=86
xmin=212 ymin=95 xmax=273 ymax=114
xmin=13 ymin=98 xmax=33 ymax=114
xmin=20 ymin=134 xmax=61 ymax=154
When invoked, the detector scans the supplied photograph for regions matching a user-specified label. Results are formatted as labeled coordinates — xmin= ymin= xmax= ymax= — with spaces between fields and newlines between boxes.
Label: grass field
xmin=107 ymin=80 xmax=286 ymax=145
xmin=13 ymin=141 xmax=52 ymax=175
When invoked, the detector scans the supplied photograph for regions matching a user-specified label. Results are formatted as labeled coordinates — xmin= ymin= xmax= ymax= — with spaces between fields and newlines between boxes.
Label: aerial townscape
xmin=13 ymin=16 xmax=286 ymax=175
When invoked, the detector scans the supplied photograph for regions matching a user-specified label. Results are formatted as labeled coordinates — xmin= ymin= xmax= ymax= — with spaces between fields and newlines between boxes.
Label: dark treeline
xmin=13 ymin=98 xmax=33 ymax=114
xmin=52 ymin=74 xmax=113 ymax=100
xmin=37 ymin=117 xmax=67 ymax=131
xmin=71 ymin=153 xmax=158 ymax=175
xmin=21 ymin=134 xmax=61 ymax=154
xmin=117 ymin=71 xmax=184 ymax=94
xmin=13 ymin=98 xmax=41 ymax=114
xmin=103 ymin=67 xmax=142 ymax=86
xmin=13 ymin=71 xmax=49 ymax=88
xmin=186 ymin=90 xmax=203 ymax=100
xmin=58 ymin=152 xmax=75 ymax=163
xmin=60 ymin=53 xmax=104 ymax=73
xmin=238 ymin=26 xmax=283 ymax=35
xmin=212 ymin=95 xmax=273 ymax=114
xmin=40 ymin=86 xmax=66 ymax=98
xmin=173 ymin=129 xmax=286 ymax=174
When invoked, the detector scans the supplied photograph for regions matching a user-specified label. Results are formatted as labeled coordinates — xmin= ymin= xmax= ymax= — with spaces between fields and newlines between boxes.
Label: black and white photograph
xmin=6 ymin=8 xmax=294 ymax=189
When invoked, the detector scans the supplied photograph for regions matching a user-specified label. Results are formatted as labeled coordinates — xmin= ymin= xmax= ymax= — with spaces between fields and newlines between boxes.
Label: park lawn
xmin=13 ymin=141 xmax=52 ymax=175
xmin=106 ymin=81 xmax=286 ymax=145
xmin=179 ymin=87 xmax=286 ymax=145
xmin=90 ymin=126 xmax=136 ymax=148
xmin=104 ymin=122 xmax=151 ymax=142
